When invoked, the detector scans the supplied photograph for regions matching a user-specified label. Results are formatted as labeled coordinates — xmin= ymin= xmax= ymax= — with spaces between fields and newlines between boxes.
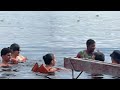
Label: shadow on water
xmin=88 ymin=74 xmax=104 ymax=79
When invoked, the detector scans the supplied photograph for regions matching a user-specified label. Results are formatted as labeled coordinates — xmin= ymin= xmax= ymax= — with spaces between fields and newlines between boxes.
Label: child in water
xmin=0 ymin=47 xmax=12 ymax=67
xmin=110 ymin=50 xmax=120 ymax=64
xmin=91 ymin=51 xmax=105 ymax=79
xmin=32 ymin=53 xmax=62 ymax=74
xmin=10 ymin=43 xmax=27 ymax=64
xmin=93 ymin=51 xmax=105 ymax=61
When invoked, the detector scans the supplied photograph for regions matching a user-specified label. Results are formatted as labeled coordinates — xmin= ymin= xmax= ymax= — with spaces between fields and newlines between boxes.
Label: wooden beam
xmin=64 ymin=57 xmax=120 ymax=76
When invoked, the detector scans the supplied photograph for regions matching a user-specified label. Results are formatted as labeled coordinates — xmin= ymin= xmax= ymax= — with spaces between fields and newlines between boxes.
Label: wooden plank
xmin=64 ymin=57 xmax=120 ymax=76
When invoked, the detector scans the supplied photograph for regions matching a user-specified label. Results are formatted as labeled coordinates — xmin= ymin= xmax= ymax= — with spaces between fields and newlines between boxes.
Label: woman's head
xmin=43 ymin=53 xmax=56 ymax=66
xmin=10 ymin=43 xmax=20 ymax=56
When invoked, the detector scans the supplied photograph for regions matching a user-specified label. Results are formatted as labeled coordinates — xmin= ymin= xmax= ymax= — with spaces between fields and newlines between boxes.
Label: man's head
xmin=86 ymin=39 xmax=96 ymax=53
xmin=1 ymin=47 xmax=11 ymax=62
xmin=10 ymin=43 xmax=20 ymax=56
xmin=93 ymin=52 xmax=105 ymax=61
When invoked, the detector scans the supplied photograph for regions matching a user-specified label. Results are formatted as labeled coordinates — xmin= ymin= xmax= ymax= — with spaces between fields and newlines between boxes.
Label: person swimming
xmin=93 ymin=51 xmax=105 ymax=61
xmin=10 ymin=43 xmax=27 ymax=64
xmin=32 ymin=53 xmax=62 ymax=74
xmin=110 ymin=50 xmax=120 ymax=64
xmin=0 ymin=47 xmax=12 ymax=67
xmin=90 ymin=51 xmax=105 ymax=79
xmin=76 ymin=39 xmax=96 ymax=59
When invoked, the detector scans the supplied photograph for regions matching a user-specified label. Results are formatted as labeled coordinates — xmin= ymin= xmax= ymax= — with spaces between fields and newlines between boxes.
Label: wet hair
xmin=94 ymin=52 xmax=105 ymax=61
xmin=10 ymin=43 xmax=20 ymax=51
xmin=43 ymin=53 xmax=54 ymax=65
xmin=1 ymin=47 xmax=11 ymax=56
xmin=86 ymin=39 xmax=95 ymax=47
xmin=110 ymin=50 xmax=120 ymax=64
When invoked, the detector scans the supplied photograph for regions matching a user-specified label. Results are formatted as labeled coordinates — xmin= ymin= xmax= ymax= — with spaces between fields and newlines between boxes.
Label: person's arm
xmin=56 ymin=67 xmax=70 ymax=71
xmin=17 ymin=55 xmax=27 ymax=62
xmin=49 ymin=67 xmax=58 ymax=72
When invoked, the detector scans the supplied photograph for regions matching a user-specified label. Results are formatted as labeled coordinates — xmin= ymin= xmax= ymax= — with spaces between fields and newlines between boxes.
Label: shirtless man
xmin=0 ymin=47 xmax=12 ymax=67
xmin=76 ymin=39 xmax=96 ymax=59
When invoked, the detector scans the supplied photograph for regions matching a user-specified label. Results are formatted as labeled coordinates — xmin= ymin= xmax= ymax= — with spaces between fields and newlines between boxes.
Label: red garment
xmin=32 ymin=63 xmax=49 ymax=73
xmin=38 ymin=64 xmax=49 ymax=73
xmin=32 ymin=63 xmax=60 ymax=74
xmin=31 ymin=63 xmax=39 ymax=72
xmin=76 ymin=53 xmax=82 ymax=58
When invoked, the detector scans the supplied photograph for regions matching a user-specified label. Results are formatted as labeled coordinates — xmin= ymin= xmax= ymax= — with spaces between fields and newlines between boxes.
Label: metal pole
xmin=76 ymin=71 xmax=83 ymax=79
xmin=72 ymin=69 xmax=74 ymax=79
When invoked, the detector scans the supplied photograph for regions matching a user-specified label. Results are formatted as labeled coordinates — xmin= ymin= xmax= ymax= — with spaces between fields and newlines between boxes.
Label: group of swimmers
xmin=0 ymin=43 xmax=27 ymax=67
xmin=76 ymin=39 xmax=120 ymax=64
xmin=0 ymin=43 xmax=63 ymax=74
xmin=32 ymin=39 xmax=120 ymax=74
xmin=1 ymin=39 xmax=120 ymax=75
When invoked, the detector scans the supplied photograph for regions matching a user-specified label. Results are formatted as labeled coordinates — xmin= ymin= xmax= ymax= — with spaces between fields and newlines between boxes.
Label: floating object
xmin=64 ymin=57 xmax=120 ymax=79
xmin=77 ymin=20 xmax=80 ymax=22
xmin=96 ymin=15 xmax=99 ymax=17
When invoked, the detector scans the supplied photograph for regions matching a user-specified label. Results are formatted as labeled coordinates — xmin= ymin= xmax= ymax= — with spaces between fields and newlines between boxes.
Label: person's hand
xmin=56 ymin=67 xmax=70 ymax=71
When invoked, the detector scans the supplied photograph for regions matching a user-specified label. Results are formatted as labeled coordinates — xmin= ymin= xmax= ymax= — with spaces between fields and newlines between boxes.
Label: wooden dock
xmin=64 ymin=57 xmax=120 ymax=79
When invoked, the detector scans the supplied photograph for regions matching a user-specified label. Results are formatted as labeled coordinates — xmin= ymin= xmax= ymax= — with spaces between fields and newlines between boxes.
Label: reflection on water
xmin=0 ymin=67 xmax=16 ymax=79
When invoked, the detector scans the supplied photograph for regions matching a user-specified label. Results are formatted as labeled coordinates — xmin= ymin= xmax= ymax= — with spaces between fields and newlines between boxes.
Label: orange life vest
xmin=17 ymin=55 xmax=27 ymax=62
xmin=31 ymin=63 xmax=39 ymax=72
xmin=38 ymin=64 xmax=49 ymax=73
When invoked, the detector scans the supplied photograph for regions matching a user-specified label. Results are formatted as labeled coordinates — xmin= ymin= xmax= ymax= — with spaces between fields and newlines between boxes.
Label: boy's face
xmin=2 ymin=53 xmax=11 ymax=62
xmin=87 ymin=43 xmax=96 ymax=53
xmin=13 ymin=50 xmax=20 ymax=56
xmin=53 ymin=59 xmax=56 ymax=66
xmin=52 ymin=55 xmax=56 ymax=66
